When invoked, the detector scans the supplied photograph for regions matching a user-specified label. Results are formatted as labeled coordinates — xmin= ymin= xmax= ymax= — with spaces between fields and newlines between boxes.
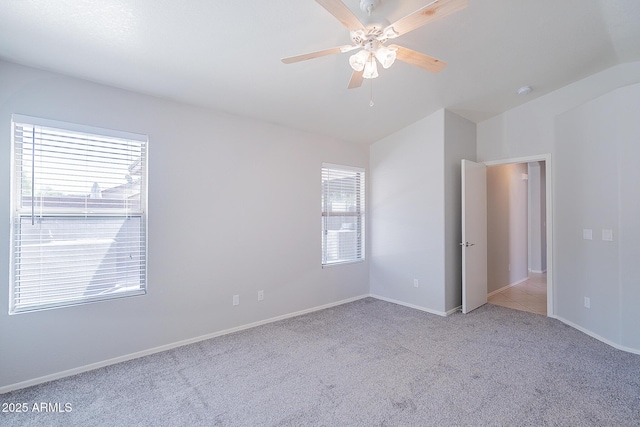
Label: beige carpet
xmin=2 ymin=298 xmax=639 ymax=426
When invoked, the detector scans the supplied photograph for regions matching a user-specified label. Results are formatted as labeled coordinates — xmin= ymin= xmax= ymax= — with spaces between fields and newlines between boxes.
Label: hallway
xmin=488 ymin=273 xmax=547 ymax=316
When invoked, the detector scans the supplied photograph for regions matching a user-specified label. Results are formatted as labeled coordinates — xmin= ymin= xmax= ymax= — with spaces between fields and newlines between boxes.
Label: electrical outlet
xmin=233 ymin=294 xmax=239 ymax=306
xmin=413 ymin=279 xmax=419 ymax=288
xmin=258 ymin=290 xmax=264 ymax=301
xmin=584 ymin=297 xmax=590 ymax=309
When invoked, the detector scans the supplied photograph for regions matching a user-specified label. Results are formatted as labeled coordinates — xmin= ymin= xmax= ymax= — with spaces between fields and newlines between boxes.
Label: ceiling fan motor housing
xmin=351 ymin=29 xmax=383 ymax=47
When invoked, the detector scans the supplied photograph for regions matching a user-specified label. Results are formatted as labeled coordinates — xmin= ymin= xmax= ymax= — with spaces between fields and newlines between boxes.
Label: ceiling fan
xmin=282 ymin=0 xmax=468 ymax=89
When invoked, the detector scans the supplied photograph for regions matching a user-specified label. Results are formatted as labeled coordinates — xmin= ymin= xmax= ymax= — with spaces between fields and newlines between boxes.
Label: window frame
xmin=321 ymin=163 xmax=365 ymax=267
xmin=9 ymin=114 xmax=148 ymax=314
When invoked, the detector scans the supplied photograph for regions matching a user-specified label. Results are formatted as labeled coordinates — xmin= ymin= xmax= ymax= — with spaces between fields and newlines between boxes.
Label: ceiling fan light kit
xmin=348 ymin=38 xmax=396 ymax=76
xmin=282 ymin=0 xmax=468 ymax=89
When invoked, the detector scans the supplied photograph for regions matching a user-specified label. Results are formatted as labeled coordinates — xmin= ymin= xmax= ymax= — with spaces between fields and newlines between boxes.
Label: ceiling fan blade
xmin=389 ymin=44 xmax=447 ymax=73
xmin=348 ymin=69 xmax=364 ymax=89
xmin=281 ymin=45 xmax=355 ymax=64
xmin=315 ymin=0 xmax=365 ymax=31
xmin=385 ymin=0 xmax=468 ymax=38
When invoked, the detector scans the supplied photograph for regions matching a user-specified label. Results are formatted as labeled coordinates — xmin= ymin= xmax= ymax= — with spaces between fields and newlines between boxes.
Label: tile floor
xmin=488 ymin=273 xmax=547 ymax=316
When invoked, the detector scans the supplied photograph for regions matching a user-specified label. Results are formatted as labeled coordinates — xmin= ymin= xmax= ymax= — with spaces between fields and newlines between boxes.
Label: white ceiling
xmin=1 ymin=0 xmax=639 ymax=144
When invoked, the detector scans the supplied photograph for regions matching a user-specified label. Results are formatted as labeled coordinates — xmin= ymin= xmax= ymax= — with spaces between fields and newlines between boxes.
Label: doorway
xmin=482 ymin=155 xmax=552 ymax=316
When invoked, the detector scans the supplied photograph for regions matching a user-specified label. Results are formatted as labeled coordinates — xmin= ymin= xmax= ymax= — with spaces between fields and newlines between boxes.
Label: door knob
xmin=459 ymin=242 xmax=475 ymax=247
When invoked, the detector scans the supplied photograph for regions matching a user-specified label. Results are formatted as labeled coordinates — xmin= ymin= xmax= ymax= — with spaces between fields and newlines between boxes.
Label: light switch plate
xmin=602 ymin=229 xmax=613 ymax=241
xmin=583 ymin=229 xmax=593 ymax=240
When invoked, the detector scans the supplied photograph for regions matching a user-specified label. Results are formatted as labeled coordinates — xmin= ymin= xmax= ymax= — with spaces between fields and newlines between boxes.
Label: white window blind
xmin=9 ymin=115 xmax=148 ymax=314
xmin=322 ymin=164 xmax=365 ymax=266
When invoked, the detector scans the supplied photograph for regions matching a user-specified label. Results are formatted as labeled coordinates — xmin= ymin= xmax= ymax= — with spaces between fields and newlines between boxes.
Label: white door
xmin=461 ymin=159 xmax=488 ymax=314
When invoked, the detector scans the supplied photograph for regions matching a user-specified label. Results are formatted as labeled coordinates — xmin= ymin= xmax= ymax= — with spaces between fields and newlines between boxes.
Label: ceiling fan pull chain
xmin=369 ymin=79 xmax=374 ymax=107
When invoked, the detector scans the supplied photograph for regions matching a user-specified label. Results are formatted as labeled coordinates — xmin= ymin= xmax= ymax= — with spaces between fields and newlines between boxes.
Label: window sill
xmin=322 ymin=259 xmax=365 ymax=268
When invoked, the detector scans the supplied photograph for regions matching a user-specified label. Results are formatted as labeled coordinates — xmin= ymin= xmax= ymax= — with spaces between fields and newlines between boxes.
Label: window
xmin=9 ymin=115 xmax=148 ymax=314
xmin=322 ymin=163 xmax=365 ymax=266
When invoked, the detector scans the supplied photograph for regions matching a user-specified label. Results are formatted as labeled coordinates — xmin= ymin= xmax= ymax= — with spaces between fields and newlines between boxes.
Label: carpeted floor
xmin=2 ymin=298 xmax=639 ymax=426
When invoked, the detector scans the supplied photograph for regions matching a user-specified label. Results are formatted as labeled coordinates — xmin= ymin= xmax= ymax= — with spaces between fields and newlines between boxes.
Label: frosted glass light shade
xmin=375 ymin=46 xmax=397 ymax=69
xmin=362 ymin=57 xmax=378 ymax=79
xmin=349 ymin=50 xmax=369 ymax=72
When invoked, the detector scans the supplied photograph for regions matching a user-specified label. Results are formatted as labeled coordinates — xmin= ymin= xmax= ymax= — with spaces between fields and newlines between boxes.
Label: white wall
xmin=477 ymin=62 xmax=640 ymax=162
xmin=486 ymin=163 xmax=529 ymax=294
xmin=527 ymin=162 xmax=546 ymax=273
xmin=369 ymin=110 xmax=446 ymax=313
xmin=555 ymin=83 xmax=640 ymax=349
xmin=369 ymin=109 xmax=475 ymax=314
xmin=0 ymin=60 xmax=369 ymax=390
xmin=443 ymin=111 xmax=476 ymax=311
xmin=477 ymin=61 xmax=640 ymax=353
xmin=486 ymin=165 xmax=510 ymax=293
xmin=616 ymin=85 xmax=640 ymax=351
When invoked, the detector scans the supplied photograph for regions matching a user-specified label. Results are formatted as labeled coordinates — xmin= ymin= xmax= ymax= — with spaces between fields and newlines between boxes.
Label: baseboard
xmin=551 ymin=315 xmax=640 ymax=356
xmin=445 ymin=305 xmax=462 ymax=316
xmin=0 ymin=294 xmax=370 ymax=394
xmin=369 ymin=294 xmax=453 ymax=317
xmin=487 ymin=277 xmax=529 ymax=297
xmin=529 ymin=269 xmax=547 ymax=274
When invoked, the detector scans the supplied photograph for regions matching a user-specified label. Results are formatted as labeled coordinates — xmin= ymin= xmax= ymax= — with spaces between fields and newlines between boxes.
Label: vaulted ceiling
xmin=1 ymin=0 xmax=639 ymax=143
